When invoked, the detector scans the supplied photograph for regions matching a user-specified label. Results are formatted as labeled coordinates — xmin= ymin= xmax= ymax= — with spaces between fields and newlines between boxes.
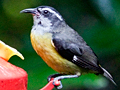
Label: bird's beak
xmin=20 ymin=8 xmax=36 ymax=15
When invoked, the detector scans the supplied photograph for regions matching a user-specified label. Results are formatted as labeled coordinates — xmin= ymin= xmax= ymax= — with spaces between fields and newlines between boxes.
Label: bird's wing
xmin=52 ymin=38 xmax=103 ymax=74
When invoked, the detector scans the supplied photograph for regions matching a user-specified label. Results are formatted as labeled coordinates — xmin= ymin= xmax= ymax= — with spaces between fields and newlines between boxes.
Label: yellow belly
xmin=30 ymin=32 xmax=81 ymax=75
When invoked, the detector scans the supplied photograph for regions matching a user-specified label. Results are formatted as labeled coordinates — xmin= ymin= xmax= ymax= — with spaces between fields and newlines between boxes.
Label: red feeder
xmin=0 ymin=57 xmax=27 ymax=90
xmin=0 ymin=41 xmax=28 ymax=90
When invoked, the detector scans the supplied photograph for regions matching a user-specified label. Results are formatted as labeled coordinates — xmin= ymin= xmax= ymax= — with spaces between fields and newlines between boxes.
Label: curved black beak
xmin=20 ymin=8 xmax=36 ymax=14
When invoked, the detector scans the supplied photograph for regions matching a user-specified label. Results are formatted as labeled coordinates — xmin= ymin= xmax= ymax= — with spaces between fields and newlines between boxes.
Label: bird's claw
xmin=47 ymin=74 xmax=63 ymax=89
xmin=48 ymin=77 xmax=62 ymax=89
xmin=53 ymin=79 xmax=62 ymax=89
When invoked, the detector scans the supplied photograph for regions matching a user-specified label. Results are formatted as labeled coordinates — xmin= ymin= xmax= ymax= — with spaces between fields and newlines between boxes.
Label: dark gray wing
xmin=52 ymin=38 xmax=103 ymax=74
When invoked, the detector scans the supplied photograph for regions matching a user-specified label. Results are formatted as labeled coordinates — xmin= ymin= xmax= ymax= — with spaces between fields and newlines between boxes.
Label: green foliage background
xmin=0 ymin=0 xmax=120 ymax=90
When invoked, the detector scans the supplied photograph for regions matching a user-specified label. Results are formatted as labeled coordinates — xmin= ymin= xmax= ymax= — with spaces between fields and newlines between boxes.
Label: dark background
xmin=0 ymin=0 xmax=120 ymax=90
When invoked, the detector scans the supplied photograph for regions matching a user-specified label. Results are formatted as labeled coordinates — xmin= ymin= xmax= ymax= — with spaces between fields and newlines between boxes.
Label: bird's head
xmin=20 ymin=6 xmax=64 ymax=32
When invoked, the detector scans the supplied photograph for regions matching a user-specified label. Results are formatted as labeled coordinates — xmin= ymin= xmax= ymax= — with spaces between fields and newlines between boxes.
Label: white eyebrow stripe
xmin=41 ymin=8 xmax=63 ymax=21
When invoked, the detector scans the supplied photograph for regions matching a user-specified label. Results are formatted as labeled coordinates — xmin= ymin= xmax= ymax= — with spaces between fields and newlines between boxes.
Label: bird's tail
xmin=101 ymin=67 xmax=117 ymax=85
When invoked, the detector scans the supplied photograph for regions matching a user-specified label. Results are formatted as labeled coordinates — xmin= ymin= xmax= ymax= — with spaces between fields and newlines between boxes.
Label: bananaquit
xmin=20 ymin=6 xmax=116 ymax=89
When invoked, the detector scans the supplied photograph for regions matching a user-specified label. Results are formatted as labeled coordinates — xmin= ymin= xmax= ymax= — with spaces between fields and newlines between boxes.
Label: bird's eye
xmin=43 ymin=10 xmax=49 ymax=14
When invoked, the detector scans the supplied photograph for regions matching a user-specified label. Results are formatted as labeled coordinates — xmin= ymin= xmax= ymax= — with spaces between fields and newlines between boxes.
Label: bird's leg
xmin=47 ymin=73 xmax=63 ymax=82
xmin=53 ymin=74 xmax=79 ymax=89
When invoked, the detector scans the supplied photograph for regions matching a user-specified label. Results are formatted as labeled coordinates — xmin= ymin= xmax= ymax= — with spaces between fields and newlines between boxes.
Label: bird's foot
xmin=47 ymin=74 xmax=63 ymax=89
xmin=47 ymin=74 xmax=79 ymax=89
xmin=53 ymin=79 xmax=63 ymax=89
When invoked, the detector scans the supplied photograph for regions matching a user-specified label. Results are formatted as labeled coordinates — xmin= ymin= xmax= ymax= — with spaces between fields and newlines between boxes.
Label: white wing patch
xmin=73 ymin=55 xmax=78 ymax=61
xmin=51 ymin=40 xmax=55 ymax=48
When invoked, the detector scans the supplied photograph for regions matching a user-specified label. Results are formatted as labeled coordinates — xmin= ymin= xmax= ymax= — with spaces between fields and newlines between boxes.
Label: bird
xmin=20 ymin=6 xmax=116 ymax=89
